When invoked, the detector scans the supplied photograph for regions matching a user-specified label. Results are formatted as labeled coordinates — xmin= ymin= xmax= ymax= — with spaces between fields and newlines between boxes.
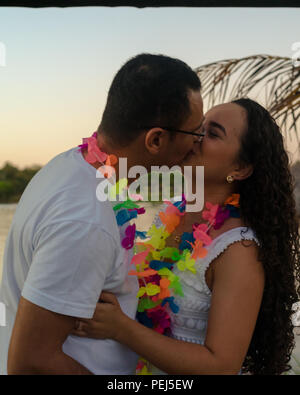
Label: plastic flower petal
xmin=173 ymin=195 xmax=186 ymax=213
xmin=98 ymin=164 xmax=116 ymax=179
xmin=163 ymin=200 xmax=185 ymax=217
xmin=224 ymin=193 xmax=240 ymax=207
xmin=169 ymin=276 xmax=184 ymax=297
xmin=113 ymin=199 xmax=140 ymax=211
xmin=115 ymin=209 xmax=137 ymax=226
xmin=161 ymin=296 xmax=179 ymax=314
xmin=176 ymin=251 xmax=196 ymax=274
xmin=105 ymin=154 xmax=118 ymax=167
xmin=136 ymin=312 xmax=154 ymax=329
xmin=178 ymin=232 xmax=195 ymax=251
xmin=121 ymin=224 xmax=136 ymax=250
xmin=226 ymin=204 xmax=241 ymax=218
xmin=193 ymin=226 xmax=212 ymax=246
xmin=147 ymin=225 xmax=169 ymax=250
xmin=159 ymin=212 xmax=180 ymax=233
xmin=128 ymin=269 xmax=158 ymax=277
xmin=137 ymin=283 xmax=160 ymax=298
xmin=214 ymin=206 xmax=230 ymax=230
xmin=158 ymin=278 xmax=171 ymax=299
xmin=159 ymin=247 xmax=181 ymax=261
xmin=137 ymin=298 xmax=159 ymax=312
xmin=108 ymin=178 xmax=128 ymax=200
xmin=193 ymin=223 xmax=208 ymax=232
xmin=151 ymin=250 xmax=161 ymax=260
xmin=157 ymin=267 xmax=176 ymax=282
xmin=149 ymin=260 xmax=173 ymax=271
xmin=189 ymin=239 xmax=208 ymax=260
xmin=128 ymin=207 xmax=146 ymax=215
xmin=202 ymin=202 xmax=219 ymax=224
xmin=135 ymin=230 xmax=147 ymax=239
xmin=146 ymin=306 xmax=171 ymax=333
xmin=85 ymin=136 xmax=108 ymax=164
xmin=129 ymin=193 xmax=144 ymax=202
xmin=131 ymin=248 xmax=151 ymax=266
xmin=137 ymin=365 xmax=152 ymax=375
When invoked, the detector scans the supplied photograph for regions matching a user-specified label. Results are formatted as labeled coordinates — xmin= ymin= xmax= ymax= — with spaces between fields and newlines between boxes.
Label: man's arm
xmin=8 ymin=296 xmax=93 ymax=375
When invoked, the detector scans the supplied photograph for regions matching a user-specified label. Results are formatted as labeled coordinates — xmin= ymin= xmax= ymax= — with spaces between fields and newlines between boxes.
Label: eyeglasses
xmin=143 ymin=126 xmax=205 ymax=141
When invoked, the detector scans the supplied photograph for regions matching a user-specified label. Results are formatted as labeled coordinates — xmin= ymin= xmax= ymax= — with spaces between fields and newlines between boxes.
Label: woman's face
xmin=184 ymin=102 xmax=248 ymax=185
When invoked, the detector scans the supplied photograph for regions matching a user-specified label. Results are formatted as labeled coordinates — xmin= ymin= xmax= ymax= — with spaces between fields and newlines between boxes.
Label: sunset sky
xmin=0 ymin=6 xmax=299 ymax=168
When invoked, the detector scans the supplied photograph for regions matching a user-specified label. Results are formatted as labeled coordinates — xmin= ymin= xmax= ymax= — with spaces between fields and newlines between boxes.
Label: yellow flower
xmin=137 ymin=365 xmax=153 ymax=375
xmin=137 ymin=283 xmax=161 ymax=298
xmin=176 ymin=251 xmax=196 ymax=274
xmin=147 ymin=224 xmax=170 ymax=250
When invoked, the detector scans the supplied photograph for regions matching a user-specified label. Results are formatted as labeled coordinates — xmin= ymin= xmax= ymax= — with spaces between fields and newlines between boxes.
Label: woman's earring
xmin=226 ymin=175 xmax=234 ymax=183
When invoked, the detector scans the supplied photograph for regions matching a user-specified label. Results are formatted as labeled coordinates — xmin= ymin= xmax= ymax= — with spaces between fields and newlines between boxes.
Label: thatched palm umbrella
xmin=195 ymin=54 xmax=300 ymax=137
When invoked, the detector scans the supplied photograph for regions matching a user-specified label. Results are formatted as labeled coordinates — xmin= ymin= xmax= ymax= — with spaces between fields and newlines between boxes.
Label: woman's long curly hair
xmin=232 ymin=98 xmax=300 ymax=375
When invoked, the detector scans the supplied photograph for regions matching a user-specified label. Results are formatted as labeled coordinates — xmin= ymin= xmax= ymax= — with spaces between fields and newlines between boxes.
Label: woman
xmin=72 ymin=98 xmax=300 ymax=375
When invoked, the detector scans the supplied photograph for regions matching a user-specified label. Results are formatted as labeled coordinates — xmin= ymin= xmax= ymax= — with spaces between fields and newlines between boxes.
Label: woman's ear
xmin=144 ymin=128 xmax=168 ymax=155
xmin=233 ymin=163 xmax=253 ymax=181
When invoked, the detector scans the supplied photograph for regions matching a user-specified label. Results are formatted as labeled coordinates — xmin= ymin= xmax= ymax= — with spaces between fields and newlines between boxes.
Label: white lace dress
xmin=149 ymin=213 xmax=259 ymax=374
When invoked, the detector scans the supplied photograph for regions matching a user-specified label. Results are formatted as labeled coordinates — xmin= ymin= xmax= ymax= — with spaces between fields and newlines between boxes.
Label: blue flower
xmin=149 ymin=260 xmax=173 ymax=271
xmin=226 ymin=204 xmax=240 ymax=218
xmin=116 ymin=209 xmax=138 ymax=226
xmin=179 ymin=232 xmax=195 ymax=251
xmin=173 ymin=199 xmax=186 ymax=213
xmin=161 ymin=297 xmax=179 ymax=314
xmin=136 ymin=312 xmax=154 ymax=328
xmin=135 ymin=230 xmax=147 ymax=239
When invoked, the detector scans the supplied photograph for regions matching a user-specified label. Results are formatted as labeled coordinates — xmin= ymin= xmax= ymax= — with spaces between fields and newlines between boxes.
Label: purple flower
xmin=121 ymin=224 xmax=136 ymax=250
xmin=214 ymin=206 xmax=230 ymax=230
xmin=77 ymin=143 xmax=88 ymax=152
xmin=147 ymin=306 xmax=171 ymax=333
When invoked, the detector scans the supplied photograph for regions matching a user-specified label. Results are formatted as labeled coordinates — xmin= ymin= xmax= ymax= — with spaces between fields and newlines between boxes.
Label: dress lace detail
xmin=150 ymin=205 xmax=259 ymax=345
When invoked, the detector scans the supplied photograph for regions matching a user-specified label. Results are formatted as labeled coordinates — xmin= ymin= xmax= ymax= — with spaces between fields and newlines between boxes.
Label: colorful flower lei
xmin=78 ymin=132 xmax=146 ymax=263
xmin=78 ymin=132 xmax=241 ymax=375
xmin=131 ymin=194 xmax=240 ymax=374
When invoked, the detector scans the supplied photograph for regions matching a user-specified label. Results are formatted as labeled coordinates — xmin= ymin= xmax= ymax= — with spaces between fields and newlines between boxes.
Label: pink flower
xmin=192 ymin=226 xmax=212 ymax=246
xmin=202 ymin=202 xmax=219 ymax=225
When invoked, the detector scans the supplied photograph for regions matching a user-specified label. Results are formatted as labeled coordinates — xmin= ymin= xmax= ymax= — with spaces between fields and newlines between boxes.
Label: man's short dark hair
xmin=98 ymin=53 xmax=201 ymax=145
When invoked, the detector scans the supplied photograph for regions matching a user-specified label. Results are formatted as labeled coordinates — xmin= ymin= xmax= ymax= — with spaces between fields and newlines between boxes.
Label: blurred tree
xmin=0 ymin=162 xmax=41 ymax=203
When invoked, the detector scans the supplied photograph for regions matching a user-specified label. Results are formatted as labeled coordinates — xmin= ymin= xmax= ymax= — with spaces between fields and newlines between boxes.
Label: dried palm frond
xmin=195 ymin=55 xmax=300 ymax=136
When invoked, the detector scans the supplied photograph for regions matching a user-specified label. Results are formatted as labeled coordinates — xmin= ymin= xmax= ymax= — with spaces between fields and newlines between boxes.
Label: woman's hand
xmin=71 ymin=292 xmax=127 ymax=340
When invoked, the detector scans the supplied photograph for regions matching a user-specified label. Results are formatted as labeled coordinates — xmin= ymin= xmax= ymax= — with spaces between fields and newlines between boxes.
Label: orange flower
xmin=224 ymin=193 xmax=240 ymax=207
xmin=158 ymin=278 xmax=171 ymax=299
xmin=159 ymin=212 xmax=181 ymax=233
xmin=189 ymin=239 xmax=208 ymax=260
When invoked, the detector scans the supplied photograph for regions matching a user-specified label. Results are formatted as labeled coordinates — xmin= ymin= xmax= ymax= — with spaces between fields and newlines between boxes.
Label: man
xmin=0 ymin=53 xmax=204 ymax=374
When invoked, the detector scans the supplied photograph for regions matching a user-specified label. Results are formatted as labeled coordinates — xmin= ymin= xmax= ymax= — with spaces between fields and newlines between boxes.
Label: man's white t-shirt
xmin=0 ymin=147 xmax=139 ymax=374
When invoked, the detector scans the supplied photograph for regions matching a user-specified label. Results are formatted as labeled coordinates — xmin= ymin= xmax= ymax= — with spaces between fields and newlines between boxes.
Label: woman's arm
xmin=72 ymin=242 xmax=265 ymax=375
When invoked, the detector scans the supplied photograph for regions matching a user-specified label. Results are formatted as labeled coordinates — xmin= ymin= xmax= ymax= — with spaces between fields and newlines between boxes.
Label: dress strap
xmin=197 ymin=227 xmax=259 ymax=295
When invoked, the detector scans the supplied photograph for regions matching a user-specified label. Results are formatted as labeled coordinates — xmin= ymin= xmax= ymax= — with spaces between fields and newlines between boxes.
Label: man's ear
xmin=233 ymin=163 xmax=253 ymax=181
xmin=144 ymin=128 xmax=169 ymax=155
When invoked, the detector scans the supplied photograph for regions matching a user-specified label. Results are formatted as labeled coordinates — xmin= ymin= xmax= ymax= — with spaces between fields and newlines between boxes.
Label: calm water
xmin=0 ymin=204 xmax=17 ymax=283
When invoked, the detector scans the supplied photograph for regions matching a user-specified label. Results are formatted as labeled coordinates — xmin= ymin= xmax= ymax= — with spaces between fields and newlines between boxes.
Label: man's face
xmin=165 ymin=89 xmax=204 ymax=167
